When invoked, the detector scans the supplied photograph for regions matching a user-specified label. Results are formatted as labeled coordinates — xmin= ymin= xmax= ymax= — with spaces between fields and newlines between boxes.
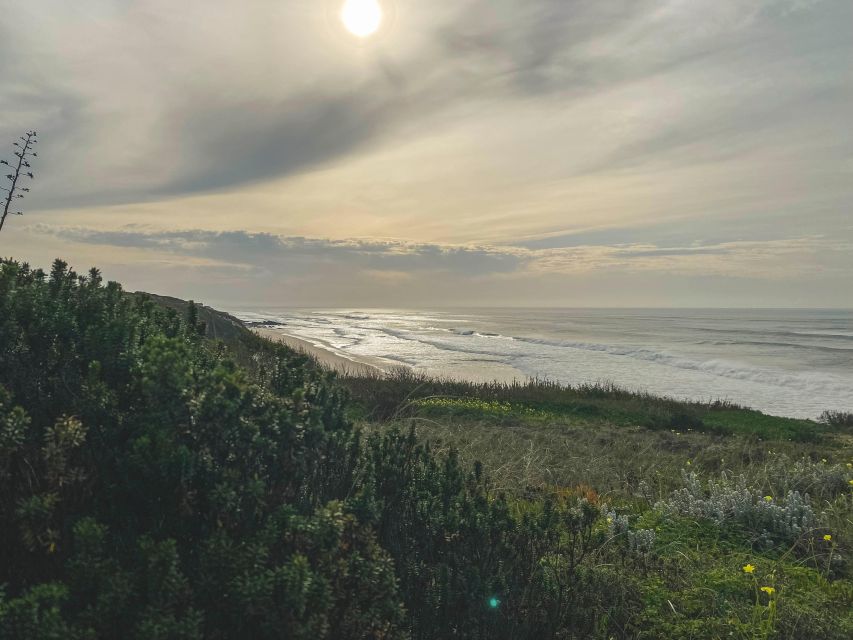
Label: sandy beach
xmin=253 ymin=328 xmax=383 ymax=376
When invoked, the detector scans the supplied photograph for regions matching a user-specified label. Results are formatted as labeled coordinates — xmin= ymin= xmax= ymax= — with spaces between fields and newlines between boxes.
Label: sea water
xmin=232 ymin=308 xmax=853 ymax=419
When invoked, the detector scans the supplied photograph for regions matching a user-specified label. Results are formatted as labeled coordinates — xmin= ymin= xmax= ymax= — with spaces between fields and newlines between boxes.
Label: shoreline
xmin=245 ymin=318 xmax=851 ymax=419
xmin=253 ymin=328 xmax=384 ymax=376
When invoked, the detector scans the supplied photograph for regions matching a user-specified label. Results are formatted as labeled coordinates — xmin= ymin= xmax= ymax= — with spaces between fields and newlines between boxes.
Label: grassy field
xmin=160 ymin=299 xmax=853 ymax=637
xmin=188 ymin=301 xmax=853 ymax=637
xmin=339 ymin=369 xmax=853 ymax=638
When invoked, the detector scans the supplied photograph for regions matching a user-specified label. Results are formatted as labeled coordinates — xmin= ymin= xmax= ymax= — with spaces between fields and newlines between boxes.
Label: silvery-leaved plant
xmin=656 ymin=470 xmax=816 ymax=546
xmin=762 ymin=453 xmax=851 ymax=501
xmin=604 ymin=507 xmax=656 ymax=559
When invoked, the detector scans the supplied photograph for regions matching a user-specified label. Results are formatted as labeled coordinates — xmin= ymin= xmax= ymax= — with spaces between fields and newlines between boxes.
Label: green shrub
xmin=820 ymin=410 xmax=853 ymax=428
xmin=0 ymin=259 xmax=401 ymax=639
xmin=1 ymin=259 xmax=849 ymax=639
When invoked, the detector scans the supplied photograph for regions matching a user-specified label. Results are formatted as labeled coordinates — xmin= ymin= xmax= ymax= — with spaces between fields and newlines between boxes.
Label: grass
xmin=195 ymin=307 xmax=853 ymax=637
xmin=337 ymin=367 xmax=853 ymax=637
xmin=341 ymin=368 xmax=829 ymax=442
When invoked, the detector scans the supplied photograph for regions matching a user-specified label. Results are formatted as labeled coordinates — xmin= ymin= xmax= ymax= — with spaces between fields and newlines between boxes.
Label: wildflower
xmin=847 ymin=462 xmax=851 ymax=468
xmin=823 ymin=534 xmax=832 ymax=542
xmin=743 ymin=564 xmax=755 ymax=574
xmin=764 ymin=495 xmax=773 ymax=502
xmin=821 ymin=458 xmax=827 ymax=463
xmin=760 ymin=586 xmax=775 ymax=595
xmin=849 ymin=479 xmax=853 ymax=486
xmin=686 ymin=460 xmax=691 ymax=466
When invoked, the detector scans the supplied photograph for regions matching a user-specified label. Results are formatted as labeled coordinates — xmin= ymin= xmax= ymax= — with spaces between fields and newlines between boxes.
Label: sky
xmin=1 ymin=0 xmax=851 ymax=308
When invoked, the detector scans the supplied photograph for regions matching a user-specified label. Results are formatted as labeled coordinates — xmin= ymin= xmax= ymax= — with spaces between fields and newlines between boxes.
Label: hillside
xmin=1 ymin=259 xmax=851 ymax=639
xmin=134 ymin=293 xmax=247 ymax=343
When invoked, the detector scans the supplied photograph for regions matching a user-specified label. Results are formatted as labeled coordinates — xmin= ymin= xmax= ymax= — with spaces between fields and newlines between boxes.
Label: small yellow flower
xmin=764 ymin=495 xmax=773 ymax=502
xmin=846 ymin=462 xmax=851 ymax=468
xmin=760 ymin=586 xmax=775 ymax=595
xmin=821 ymin=458 xmax=827 ymax=463
xmin=743 ymin=564 xmax=755 ymax=574
xmin=686 ymin=460 xmax=691 ymax=466
xmin=849 ymin=479 xmax=853 ymax=486
xmin=823 ymin=534 xmax=832 ymax=542
xmin=607 ymin=517 xmax=613 ymax=524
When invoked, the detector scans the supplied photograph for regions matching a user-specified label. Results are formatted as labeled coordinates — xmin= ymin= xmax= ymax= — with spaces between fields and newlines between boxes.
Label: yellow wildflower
xmin=764 ymin=495 xmax=772 ymax=502
xmin=760 ymin=586 xmax=775 ymax=595
xmin=686 ymin=460 xmax=691 ymax=466
xmin=743 ymin=564 xmax=755 ymax=574
xmin=823 ymin=534 xmax=832 ymax=542
xmin=821 ymin=458 xmax=827 ymax=463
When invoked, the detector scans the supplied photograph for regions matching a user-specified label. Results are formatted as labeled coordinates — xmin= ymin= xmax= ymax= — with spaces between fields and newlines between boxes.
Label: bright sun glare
xmin=340 ymin=0 xmax=383 ymax=38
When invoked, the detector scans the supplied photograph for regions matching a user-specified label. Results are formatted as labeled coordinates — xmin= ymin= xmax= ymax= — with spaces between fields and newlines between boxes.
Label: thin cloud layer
xmin=28 ymin=225 xmax=853 ymax=283
xmin=1 ymin=0 xmax=851 ymax=306
xmin=30 ymin=225 xmax=525 ymax=276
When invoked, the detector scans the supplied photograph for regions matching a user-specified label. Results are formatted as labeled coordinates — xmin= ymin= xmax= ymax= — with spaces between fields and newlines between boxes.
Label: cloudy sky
xmin=1 ymin=0 xmax=851 ymax=308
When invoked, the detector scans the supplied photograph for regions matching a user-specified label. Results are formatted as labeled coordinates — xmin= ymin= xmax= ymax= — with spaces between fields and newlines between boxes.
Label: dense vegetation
xmin=1 ymin=259 xmax=851 ymax=639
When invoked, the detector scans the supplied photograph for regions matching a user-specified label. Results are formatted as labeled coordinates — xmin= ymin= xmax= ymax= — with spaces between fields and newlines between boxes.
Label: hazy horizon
xmin=226 ymin=304 xmax=853 ymax=311
xmin=2 ymin=0 xmax=851 ymax=307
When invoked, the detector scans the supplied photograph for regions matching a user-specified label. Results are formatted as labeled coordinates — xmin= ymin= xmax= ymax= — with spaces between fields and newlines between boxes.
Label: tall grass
xmin=340 ymin=367 xmax=824 ymax=441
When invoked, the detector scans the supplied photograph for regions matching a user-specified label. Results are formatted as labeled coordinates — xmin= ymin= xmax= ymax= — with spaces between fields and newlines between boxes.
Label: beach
xmin=240 ymin=309 xmax=853 ymax=419
xmin=253 ymin=327 xmax=382 ymax=376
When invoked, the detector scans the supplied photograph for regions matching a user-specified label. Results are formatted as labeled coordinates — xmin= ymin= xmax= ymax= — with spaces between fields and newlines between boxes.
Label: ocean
xmin=232 ymin=308 xmax=853 ymax=420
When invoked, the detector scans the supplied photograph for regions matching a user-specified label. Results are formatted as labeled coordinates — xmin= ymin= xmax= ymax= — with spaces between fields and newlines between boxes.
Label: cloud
xmin=619 ymin=246 xmax=732 ymax=258
xmin=4 ymin=0 xmax=849 ymax=210
xmin=29 ymin=224 xmax=850 ymax=283
xmin=2 ymin=1 xmax=851 ymax=307
xmin=29 ymin=225 xmax=525 ymax=276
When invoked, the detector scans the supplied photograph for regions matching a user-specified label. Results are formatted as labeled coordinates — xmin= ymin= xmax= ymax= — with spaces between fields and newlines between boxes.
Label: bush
xmin=820 ymin=410 xmax=853 ymax=428
xmin=0 ymin=258 xmax=641 ymax=638
xmin=761 ymin=453 xmax=852 ymax=502
xmin=0 ymin=259 xmax=401 ymax=639
xmin=655 ymin=470 xmax=817 ymax=547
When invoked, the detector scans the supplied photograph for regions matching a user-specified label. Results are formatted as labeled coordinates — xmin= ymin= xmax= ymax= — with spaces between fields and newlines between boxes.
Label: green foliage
xmin=0 ymin=259 xmax=401 ymax=639
xmin=347 ymin=426 xmax=633 ymax=638
xmin=1 ymin=258 xmax=850 ymax=638
xmin=820 ymin=410 xmax=853 ymax=429
xmin=343 ymin=368 xmax=825 ymax=441
xmin=630 ymin=513 xmax=853 ymax=640
xmin=0 ymin=583 xmax=70 ymax=640
xmin=701 ymin=410 xmax=821 ymax=442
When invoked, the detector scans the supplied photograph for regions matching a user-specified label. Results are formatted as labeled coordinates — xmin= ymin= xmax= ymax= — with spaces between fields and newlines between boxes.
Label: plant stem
xmin=0 ymin=132 xmax=34 ymax=234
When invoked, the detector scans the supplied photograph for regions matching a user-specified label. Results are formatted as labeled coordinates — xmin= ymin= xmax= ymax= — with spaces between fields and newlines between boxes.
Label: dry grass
xmin=362 ymin=414 xmax=849 ymax=501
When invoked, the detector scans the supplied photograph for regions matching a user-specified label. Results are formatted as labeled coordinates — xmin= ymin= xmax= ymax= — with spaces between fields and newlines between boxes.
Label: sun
xmin=340 ymin=0 xmax=383 ymax=38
